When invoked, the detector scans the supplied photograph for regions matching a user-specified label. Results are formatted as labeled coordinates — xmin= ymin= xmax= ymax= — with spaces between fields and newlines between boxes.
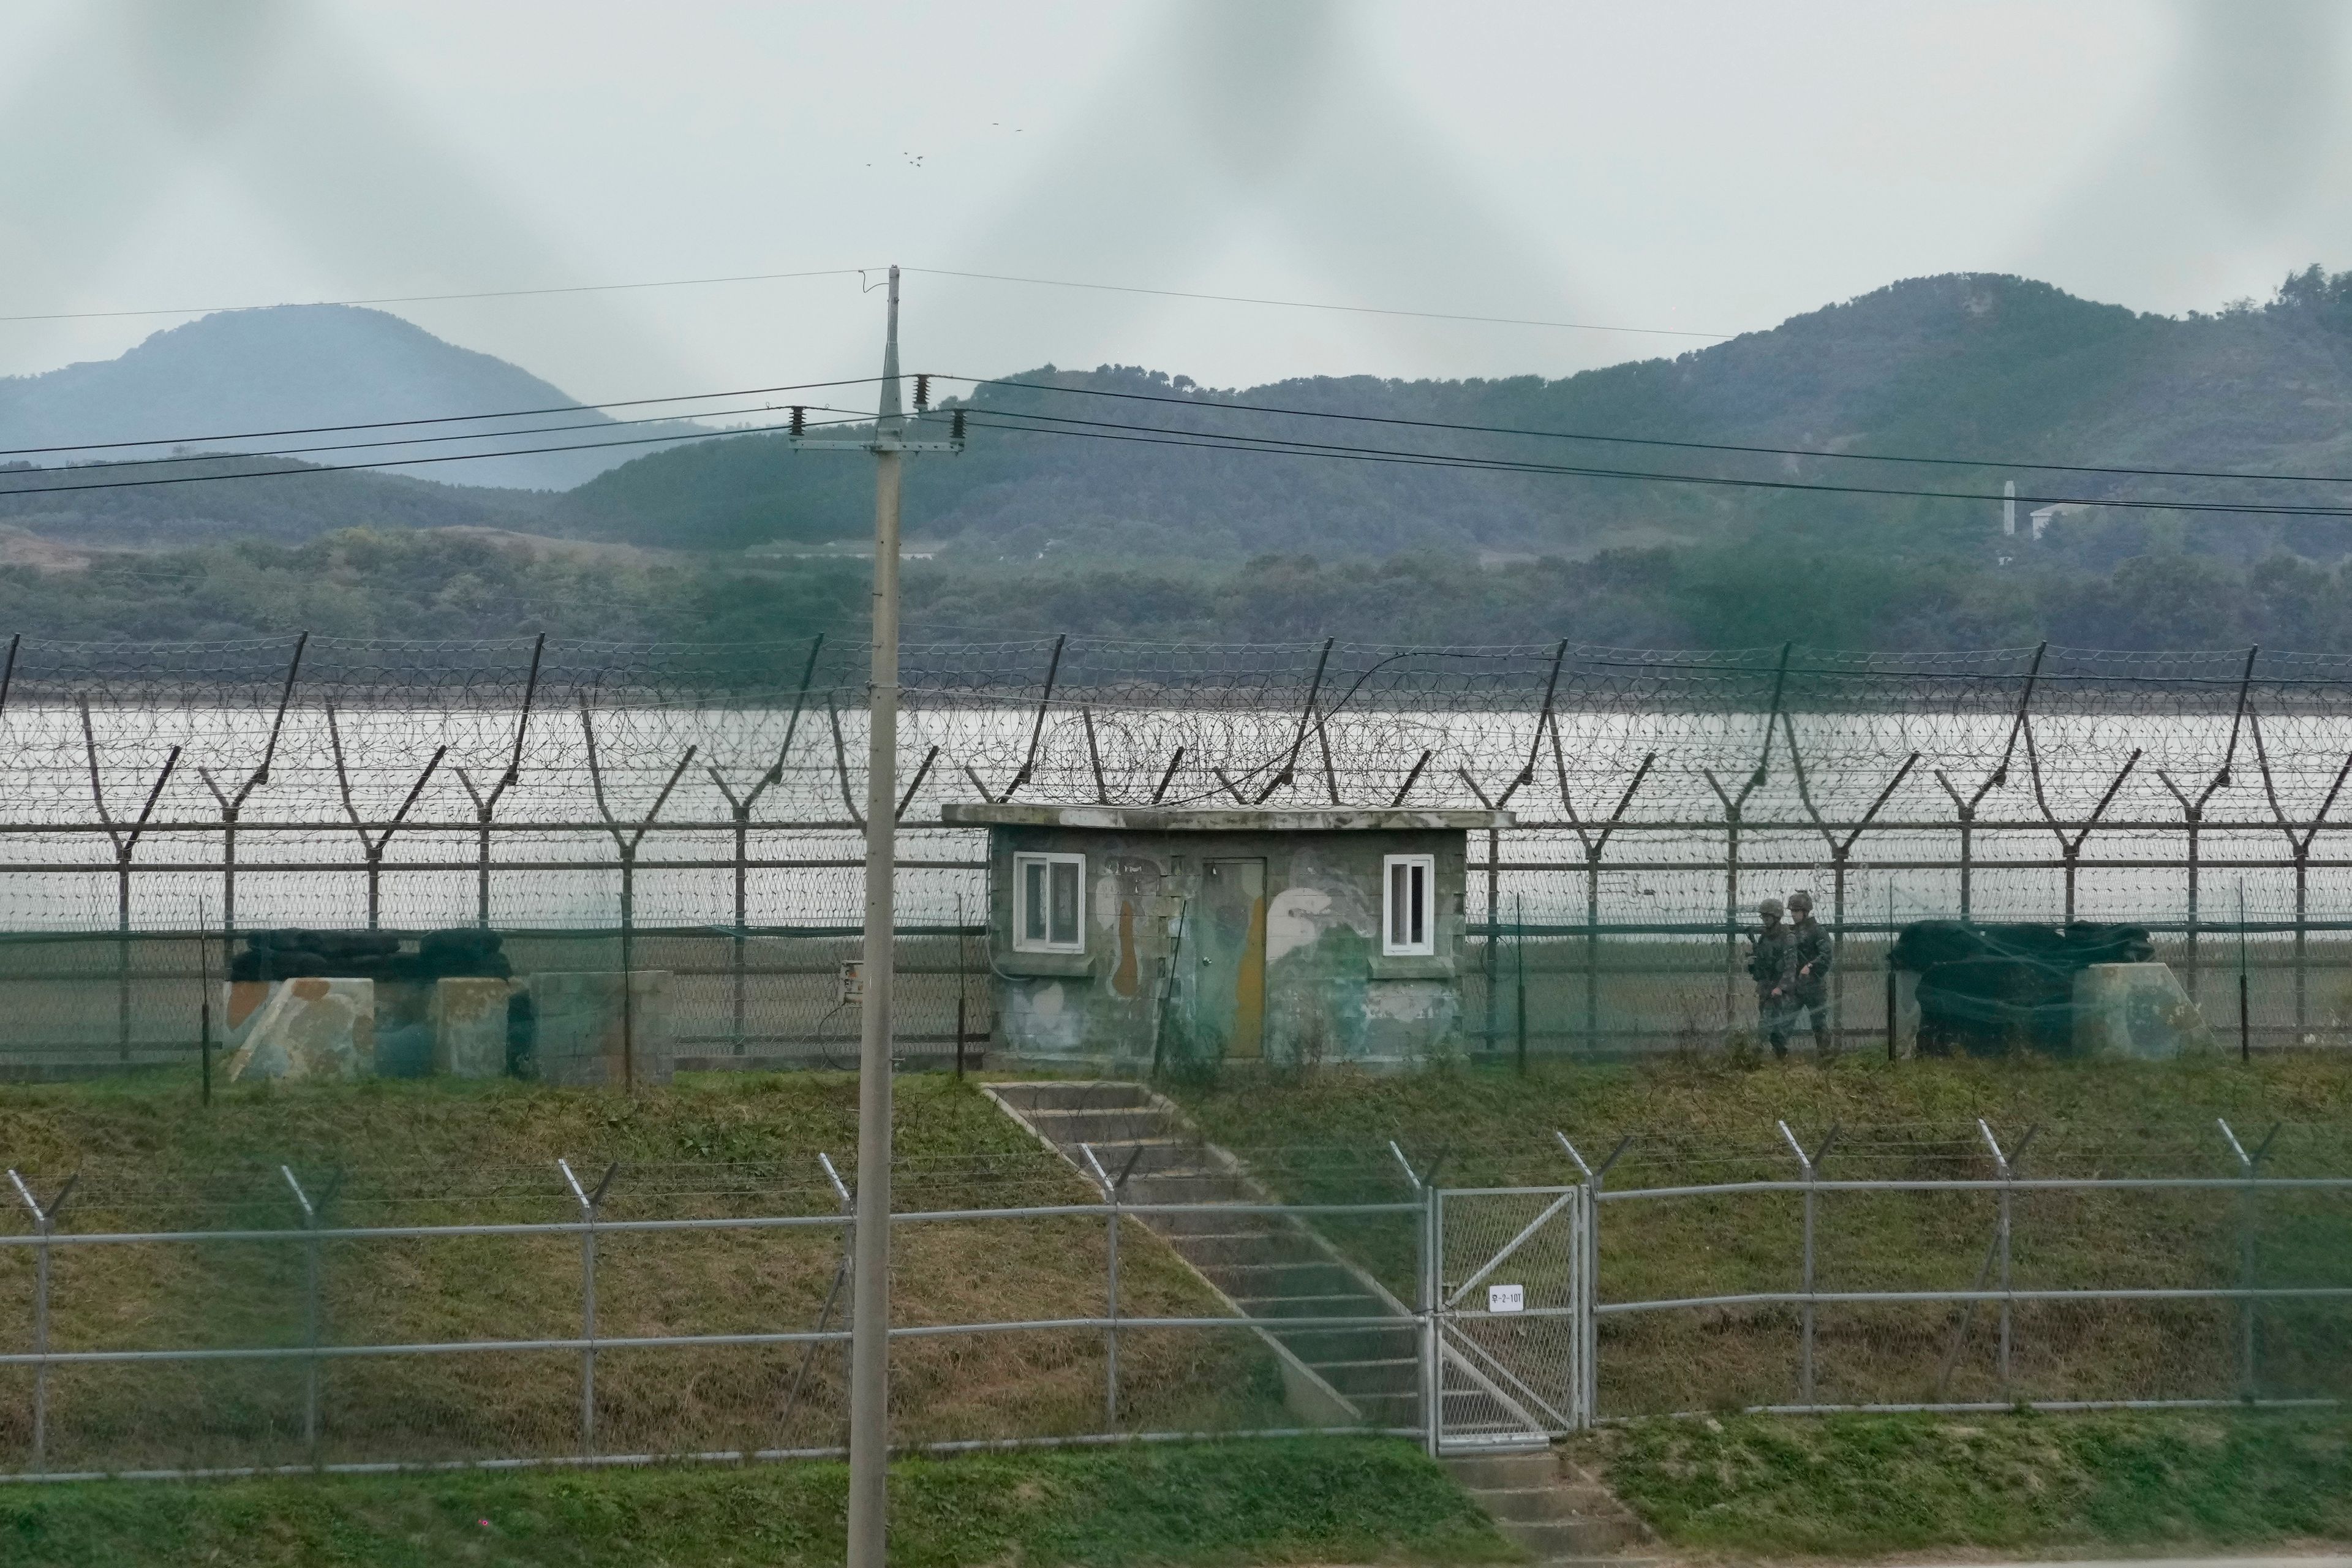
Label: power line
xmin=23 ymin=399 xmax=827 ymax=480
xmin=0 ymin=412 xmax=875 ymax=500
xmin=946 ymin=374 xmax=2352 ymax=490
xmin=4 ymin=262 xmax=1733 ymax=341
xmin=0 ymin=377 xmax=882 ymax=460
xmin=0 ymin=269 xmax=870 ymax=326
xmin=906 ymin=268 xmax=1733 ymax=341
xmin=959 ymin=408 xmax=2352 ymax=519
xmin=24 ymin=386 xmax=2348 ymax=519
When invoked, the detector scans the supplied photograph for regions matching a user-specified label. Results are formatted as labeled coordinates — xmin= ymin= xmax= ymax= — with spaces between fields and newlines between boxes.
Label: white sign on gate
xmin=1487 ymin=1283 xmax=1525 ymax=1314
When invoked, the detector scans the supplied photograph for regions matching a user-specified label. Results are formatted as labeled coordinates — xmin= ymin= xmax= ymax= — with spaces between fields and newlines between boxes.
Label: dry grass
xmin=1175 ymin=1052 xmax=2352 ymax=1415
xmin=0 ymin=1071 xmax=1290 ymax=1472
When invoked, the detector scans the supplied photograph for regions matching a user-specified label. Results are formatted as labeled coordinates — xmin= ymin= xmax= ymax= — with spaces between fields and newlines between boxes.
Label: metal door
xmin=1432 ymin=1185 xmax=1585 ymax=1449
xmin=1183 ymin=858 xmax=1266 ymax=1060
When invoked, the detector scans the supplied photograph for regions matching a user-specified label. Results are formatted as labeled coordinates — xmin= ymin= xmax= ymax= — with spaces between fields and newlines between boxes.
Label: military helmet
xmin=1758 ymin=897 xmax=1784 ymax=919
xmin=1787 ymin=890 xmax=1814 ymax=914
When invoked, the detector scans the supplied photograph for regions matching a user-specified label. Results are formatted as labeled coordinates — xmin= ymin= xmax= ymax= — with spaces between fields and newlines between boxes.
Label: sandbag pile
xmin=229 ymin=927 xmax=512 ymax=984
xmin=1888 ymin=919 xmax=2154 ymax=1057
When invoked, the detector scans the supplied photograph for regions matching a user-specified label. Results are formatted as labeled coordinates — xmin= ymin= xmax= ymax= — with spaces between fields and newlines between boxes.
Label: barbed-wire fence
xmin=10 ymin=633 xmax=2352 ymax=1071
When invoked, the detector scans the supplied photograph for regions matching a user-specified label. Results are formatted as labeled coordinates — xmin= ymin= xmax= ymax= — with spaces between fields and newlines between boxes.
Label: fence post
xmin=1555 ymin=745 xmax=1651 ymax=1059
xmin=954 ymin=891 xmax=968 ymax=1078
xmin=2217 ymin=1119 xmax=2278 ymax=1400
xmin=1884 ymin=960 xmax=1898 ymax=1062
xmin=1828 ymin=852 xmax=1847 ymax=1054
xmin=1957 ymin=803 xmax=1973 ymax=921
xmin=1700 ymin=765 xmax=1744 ymax=1035
xmin=1556 ymin=1132 xmax=1628 ymax=1431
xmin=1484 ymin=825 xmax=1501 ymax=1052
xmin=1583 ymin=848 xmax=1601 ymax=1054
xmin=1411 ymin=1185 xmax=1430 ymax=1457
xmin=733 ymin=804 xmax=749 ymax=1050
xmin=1082 ymin=1144 xmax=1116 ymax=1430
xmin=1936 ymin=771 xmax=1980 ymax=924
xmin=620 ymin=848 xmax=636 ymax=1087
xmin=560 ymin=1159 xmax=617 ymax=1455
xmin=581 ymin=708 xmax=697 ymax=1091
xmin=1080 ymin=1143 xmax=1140 ymax=1431
xmin=2239 ymin=880 xmax=2252 ymax=1063
xmin=200 ymin=917 xmax=214 ymax=1107
xmin=1723 ymin=801 xmax=1740 ymax=1032
xmin=2293 ymin=850 xmax=2309 ymax=1038
xmin=7 ymin=1169 xmax=72 ymax=1473
xmin=467 ymin=633 xmax=545 ymax=928
xmin=281 ymin=1166 xmax=326 ymax=1461
xmin=1390 ymin=1141 xmax=1437 ymax=1453
xmin=707 ymin=767 xmax=757 ymax=1054
xmin=1778 ymin=1121 xmax=1836 ymax=1408
xmin=29 ymin=1206 xmax=47 ymax=1472
xmin=2185 ymin=807 xmax=2203 ymax=1004
xmin=81 ymin=705 xmax=181 ymax=1066
xmin=1515 ymin=894 xmax=1528 ymax=1074
xmin=2248 ymin=715 xmax=2352 ymax=1049
xmin=1974 ymin=1120 xmax=2037 ymax=1396
xmin=778 ymin=1153 xmax=857 ymax=1446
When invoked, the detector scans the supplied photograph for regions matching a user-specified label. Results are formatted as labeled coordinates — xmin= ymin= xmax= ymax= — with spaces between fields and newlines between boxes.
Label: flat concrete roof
xmin=940 ymin=804 xmax=1513 ymax=832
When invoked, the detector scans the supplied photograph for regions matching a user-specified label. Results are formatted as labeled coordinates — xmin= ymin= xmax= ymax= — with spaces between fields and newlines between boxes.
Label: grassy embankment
xmin=1174 ymin=1052 xmax=2352 ymax=1414
xmin=1571 ymin=1407 xmax=2352 ymax=1560
xmin=0 ymin=1436 xmax=1513 ymax=1568
xmin=0 ymin=1071 xmax=1291 ymax=1474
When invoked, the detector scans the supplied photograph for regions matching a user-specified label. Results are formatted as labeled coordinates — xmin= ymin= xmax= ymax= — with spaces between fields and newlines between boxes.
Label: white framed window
xmin=1384 ymin=854 xmax=1434 ymax=957
xmin=1014 ymin=851 xmax=1086 ymax=953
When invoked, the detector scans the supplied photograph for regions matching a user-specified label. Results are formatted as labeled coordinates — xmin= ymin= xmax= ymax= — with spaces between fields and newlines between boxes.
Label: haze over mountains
xmin=12 ymin=271 xmax=2352 ymax=565
xmin=0 ymin=306 xmax=696 ymax=496
xmin=6 ymin=268 xmax=2352 ymax=651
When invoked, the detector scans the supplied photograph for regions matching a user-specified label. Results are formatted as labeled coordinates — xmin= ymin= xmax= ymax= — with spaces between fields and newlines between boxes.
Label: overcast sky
xmin=2 ymin=0 xmax=2349 ymax=405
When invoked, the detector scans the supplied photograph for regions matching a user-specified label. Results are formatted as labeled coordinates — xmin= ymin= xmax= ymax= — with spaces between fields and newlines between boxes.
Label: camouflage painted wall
xmin=946 ymin=807 xmax=1500 ymax=1071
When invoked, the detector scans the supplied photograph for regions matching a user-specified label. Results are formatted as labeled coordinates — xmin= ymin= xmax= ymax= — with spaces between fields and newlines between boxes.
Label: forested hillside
xmin=551 ymin=268 xmax=2352 ymax=569
xmin=1 ymin=524 xmax=2344 ymax=654
xmin=0 ymin=455 xmax=549 ymax=545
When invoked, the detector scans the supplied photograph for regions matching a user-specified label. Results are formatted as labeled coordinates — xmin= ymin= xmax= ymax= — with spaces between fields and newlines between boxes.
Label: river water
xmin=2 ymin=701 xmax=2348 ymax=935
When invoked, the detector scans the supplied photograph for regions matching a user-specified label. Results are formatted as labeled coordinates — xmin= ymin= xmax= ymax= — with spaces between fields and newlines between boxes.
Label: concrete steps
xmin=985 ymin=1079 xmax=1419 ymax=1433
xmin=1441 ymin=1450 xmax=1659 ymax=1567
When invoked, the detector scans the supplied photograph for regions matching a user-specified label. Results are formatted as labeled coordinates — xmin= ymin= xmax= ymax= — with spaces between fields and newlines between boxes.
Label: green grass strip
xmin=0 ymin=1437 xmax=1516 ymax=1568
xmin=1577 ymin=1409 xmax=2352 ymax=1557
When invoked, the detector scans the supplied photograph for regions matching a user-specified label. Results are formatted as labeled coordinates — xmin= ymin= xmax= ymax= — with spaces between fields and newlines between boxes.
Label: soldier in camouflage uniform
xmin=1747 ymin=897 xmax=1799 ymax=1058
xmin=1787 ymin=889 xmax=1833 ymax=1057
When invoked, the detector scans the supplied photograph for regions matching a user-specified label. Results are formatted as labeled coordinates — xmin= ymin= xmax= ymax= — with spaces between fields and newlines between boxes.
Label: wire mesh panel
xmin=1434 ymin=1185 xmax=1584 ymax=1447
xmin=1590 ymin=1168 xmax=2352 ymax=1420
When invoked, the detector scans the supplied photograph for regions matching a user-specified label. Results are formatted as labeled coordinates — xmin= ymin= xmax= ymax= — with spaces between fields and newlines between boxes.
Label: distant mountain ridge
xmin=9 ymin=270 xmax=2352 ymax=576
xmin=552 ymin=269 xmax=2352 ymax=569
xmin=0 ymin=305 xmax=692 ymax=492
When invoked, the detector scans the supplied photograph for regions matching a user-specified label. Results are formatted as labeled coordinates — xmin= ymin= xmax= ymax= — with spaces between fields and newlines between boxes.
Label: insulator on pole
xmin=913 ymin=374 xmax=930 ymax=412
xmin=951 ymin=408 xmax=966 ymax=442
xmin=790 ymin=405 xmax=805 ymax=437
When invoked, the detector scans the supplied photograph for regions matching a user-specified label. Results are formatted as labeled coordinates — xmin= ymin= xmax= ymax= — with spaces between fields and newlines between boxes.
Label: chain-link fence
xmin=1567 ymin=1118 xmax=2352 ymax=1420
xmin=0 ymin=1157 xmax=1413 ymax=1479
xmin=0 ymin=1126 xmax=2342 ymax=1477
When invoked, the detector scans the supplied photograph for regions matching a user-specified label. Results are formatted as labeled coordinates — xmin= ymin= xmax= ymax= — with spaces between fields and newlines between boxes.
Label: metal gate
xmin=1430 ymin=1185 xmax=1587 ymax=1450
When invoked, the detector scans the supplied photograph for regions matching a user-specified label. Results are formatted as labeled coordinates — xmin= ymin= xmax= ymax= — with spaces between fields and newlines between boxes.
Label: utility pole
xmin=793 ymin=264 xmax=961 ymax=1568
